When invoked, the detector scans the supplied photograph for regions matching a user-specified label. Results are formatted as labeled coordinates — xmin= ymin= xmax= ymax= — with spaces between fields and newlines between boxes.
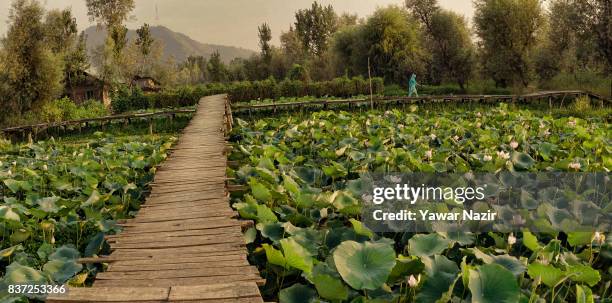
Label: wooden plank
xmin=94 ymin=276 xmax=265 ymax=288
xmin=168 ymin=283 xmax=262 ymax=301
xmin=45 ymin=287 xmax=169 ymax=302
xmin=109 ymin=259 xmax=250 ymax=271
xmin=109 ymin=234 xmax=244 ymax=249
xmin=96 ymin=266 xmax=260 ymax=280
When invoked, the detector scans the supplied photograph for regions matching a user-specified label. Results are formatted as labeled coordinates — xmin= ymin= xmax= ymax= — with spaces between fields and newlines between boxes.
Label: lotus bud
xmin=42 ymin=164 xmax=48 ymax=171
xmin=407 ymin=275 xmax=420 ymax=288
xmin=476 ymin=122 xmax=481 ymax=128
xmin=510 ymin=141 xmax=519 ymax=149
xmin=7 ymin=170 xmax=12 ymax=176
xmin=51 ymin=235 xmax=55 ymax=244
xmin=476 ymin=112 xmax=482 ymax=117
xmin=0 ymin=160 xmax=3 ymax=166
xmin=593 ymin=232 xmax=605 ymax=245
xmin=508 ymin=233 xmax=517 ymax=245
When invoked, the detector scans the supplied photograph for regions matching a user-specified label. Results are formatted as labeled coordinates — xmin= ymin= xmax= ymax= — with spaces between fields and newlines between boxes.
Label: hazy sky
xmin=0 ymin=0 xmax=474 ymax=50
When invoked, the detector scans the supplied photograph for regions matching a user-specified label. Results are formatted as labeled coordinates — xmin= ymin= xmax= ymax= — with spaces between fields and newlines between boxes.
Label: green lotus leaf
xmin=280 ymin=237 xmax=313 ymax=274
xmin=469 ymin=264 xmax=520 ymax=303
xmin=0 ymin=205 xmax=20 ymax=222
xmin=522 ymin=231 xmax=542 ymax=251
xmin=576 ymin=285 xmax=594 ymax=303
xmin=0 ymin=245 xmax=21 ymax=260
xmin=313 ymin=274 xmax=349 ymax=300
xmin=567 ymin=232 xmax=594 ymax=247
xmin=349 ymin=218 xmax=374 ymax=239
xmin=387 ymin=255 xmax=425 ymax=284
xmin=84 ymin=232 xmax=105 ymax=257
xmin=416 ymin=255 xmax=459 ymax=303
xmin=282 ymin=174 xmax=300 ymax=195
xmin=333 ymin=240 xmax=396 ymax=290
xmin=43 ymin=259 xmax=82 ymax=284
xmin=244 ymin=227 xmax=257 ymax=244
xmin=250 ymin=179 xmax=272 ymax=202
xmin=511 ymin=152 xmax=535 ymax=170
xmin=279 ymin=284 xmax=316 ymax=303
xmin=2 ymin=262 xmax=48 ymax=284
xmin=255 ymin=204 xmax=278 ymax=223
xmin=49 ymin=245 xmax=80 ymax=261
xmin=566 ymin=264 xmax=601 ymax=287
xmin=257 ymin=222 xmax=284 ymax=242
xmin=527 ymin=263 xmax=564 ymax=287
xmin=408 ymin=233 xmax=451 ymax=257
xmin=262 ymin=243 xmax=287 ymax=268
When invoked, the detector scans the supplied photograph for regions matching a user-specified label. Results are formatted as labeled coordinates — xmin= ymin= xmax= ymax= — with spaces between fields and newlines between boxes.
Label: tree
xmin=86 ymin=0 xmax=135 ymax=29
xmin=136 ymin=23 xmax=154 ymax=57
xmin=64 ymin=32 xmax=91 ymax=90
xmin=407 ymin=1 xmax=475 ymax=89
xmin=363 ymin=6 xmax=424 ymax=84
xmin=280 ymin=26 xmax=306 ymax=64
xmin=571 ymin=0 xmax=612 ymax=71
xmin=0 ymin=0 xmax=63 ymax=124
xmin=44 ymin=8 xmax=78 ymax=54
xmin=86 ymin=0 xmax=134 ymax=77
xmin=136 ymin=23 xmax=154 ymax=74
xmin=473 ymin=0 xmax=544 ymax=87
xmin=295 ymin=2 xmax=338 ymax=56
xmin=207 ymin=51 xmax=228 ymax=82
xmin=258 ymin=23 xmax=273 ymax=63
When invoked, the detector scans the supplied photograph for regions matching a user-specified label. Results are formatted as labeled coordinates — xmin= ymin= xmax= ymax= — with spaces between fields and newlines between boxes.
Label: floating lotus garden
xmin=0 ymin=133 xmax=176 ymax=298
xmin=229 ymin=104 xmax=611 ymax=302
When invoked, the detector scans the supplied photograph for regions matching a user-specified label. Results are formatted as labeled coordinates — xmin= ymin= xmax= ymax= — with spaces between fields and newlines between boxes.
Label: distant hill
xmin=83 ymin=25 xmax=255 ymax=64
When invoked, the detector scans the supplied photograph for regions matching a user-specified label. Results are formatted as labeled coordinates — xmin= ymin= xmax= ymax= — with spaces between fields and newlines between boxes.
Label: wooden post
xmin=368 ymin=57 xmax=373 ymax=110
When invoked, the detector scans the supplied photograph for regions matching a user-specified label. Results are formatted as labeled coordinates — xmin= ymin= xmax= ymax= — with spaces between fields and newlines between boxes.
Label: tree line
xmin=0 ymin=0 xmax=610 ymax=126
xmin=179 ymin=0 xmax=610 ymax=91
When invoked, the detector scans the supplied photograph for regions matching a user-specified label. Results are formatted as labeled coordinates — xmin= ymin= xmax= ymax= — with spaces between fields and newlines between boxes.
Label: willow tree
xmin=474 ymin=0 xmax=544 ymax=87
xmin=0 ymin=0 xmax=63 ymax=124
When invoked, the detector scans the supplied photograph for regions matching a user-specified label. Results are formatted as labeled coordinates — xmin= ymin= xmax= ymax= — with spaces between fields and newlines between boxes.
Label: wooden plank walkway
xmin=47 ymin=95 xmax=264 ymax=302
xmin=232 ymin=90 xmax=610 ymax=114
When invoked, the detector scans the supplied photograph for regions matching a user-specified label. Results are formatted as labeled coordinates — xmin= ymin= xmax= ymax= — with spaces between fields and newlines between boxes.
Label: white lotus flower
xmin=497 ymin=151 xmax=510 ymax=160
xmin=510 ymin=141 xmax=519 ymax=149
xmin=593 ymin=232 xmax=605 ymax=245
xmin=425 ymin=150 xmax=433 ymax=159
xmin=568 ymin=120 xmax=576 ymax=127
xmin=568 ymin=162 xmax=581 ymax=170
xmin=0 ymin=161 xmax=3 ymax=166
xmin=398 ymin=124 xmax=405 ymax=129
xmin=483 ymin=155 xmax=493 ymax=161
xmin=508 ymin=233 xmax=517 ymax=245
xmin=42 ymin=164 xmax=48 ymax=171
xmin=453 ymin=135 xmax=460 ymax=141
xmin=407 ymin=275 xmax=420 ymax=288
xmin=476 ymin=122 xmax=481 ymax=128
xmin=539 ymin=122 xmax=546 ymax=129
xmin=11 ymin=161 xmax=16 ymax=166
xmin=429 ymin=134 xmax=437 ymax=140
